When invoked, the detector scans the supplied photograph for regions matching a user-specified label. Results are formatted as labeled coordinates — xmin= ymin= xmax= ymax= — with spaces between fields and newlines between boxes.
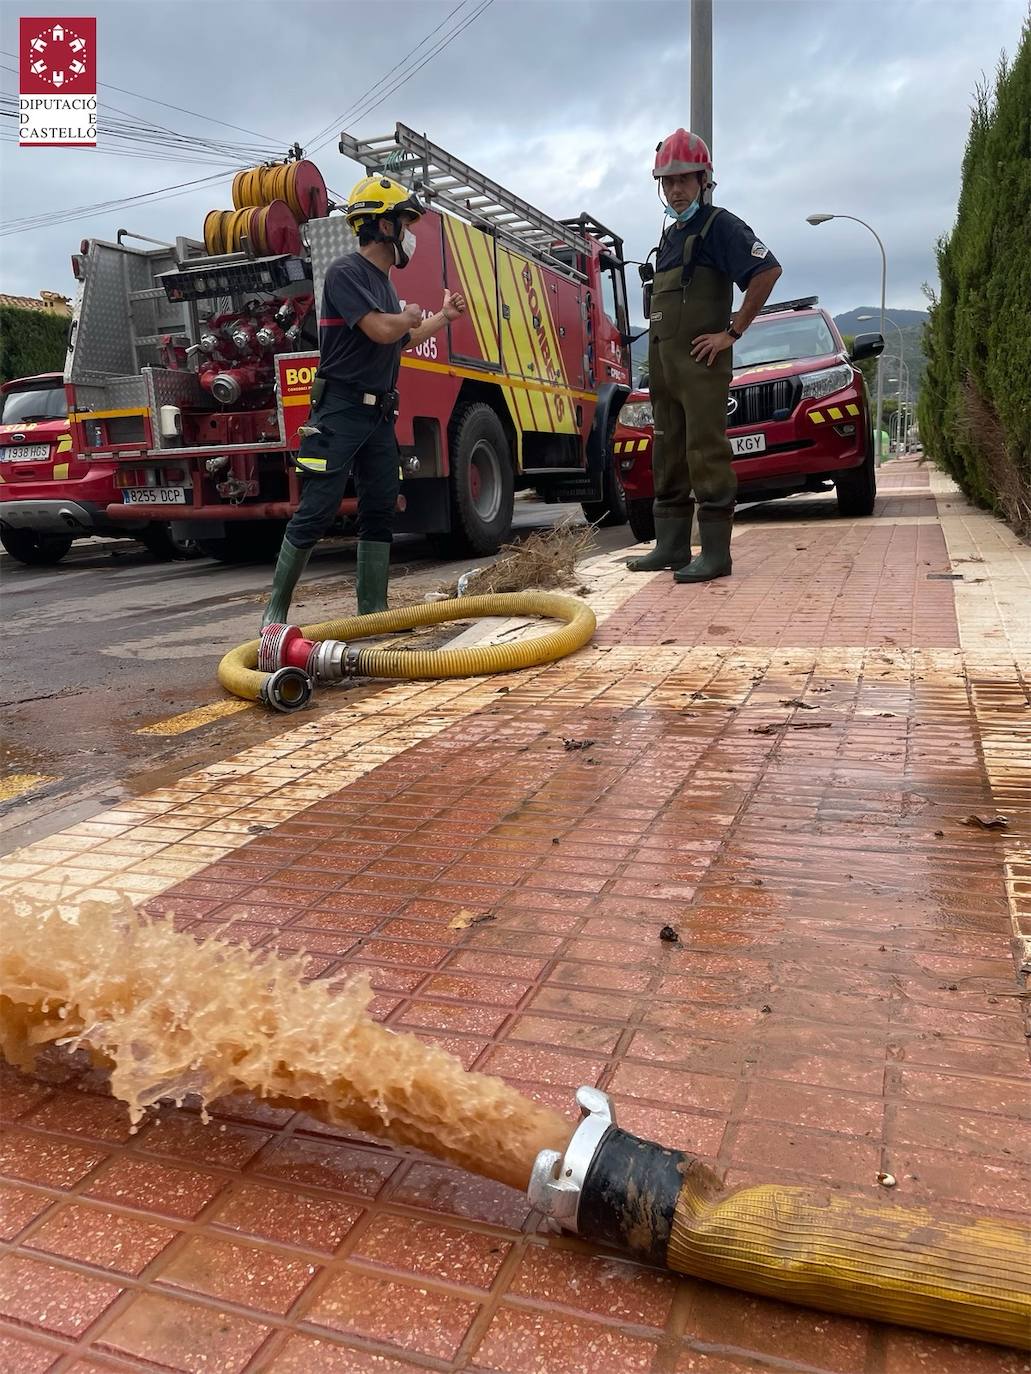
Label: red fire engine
xmin=65 ymin=125 xmax=632 ymax=562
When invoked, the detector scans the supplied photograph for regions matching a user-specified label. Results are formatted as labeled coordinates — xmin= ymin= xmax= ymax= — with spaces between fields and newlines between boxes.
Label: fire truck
xmin=65 ymin=125 xmax=632 ymax=562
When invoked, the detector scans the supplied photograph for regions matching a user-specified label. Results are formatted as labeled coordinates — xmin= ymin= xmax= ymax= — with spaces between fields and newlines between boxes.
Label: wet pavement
xmin=0 ymin=498 xmax=628 ymax=855
xmin=1 ymin=459 xmax=1029 ymax=1373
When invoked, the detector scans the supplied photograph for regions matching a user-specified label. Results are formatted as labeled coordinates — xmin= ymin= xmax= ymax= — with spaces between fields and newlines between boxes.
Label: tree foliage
xmin=919 ymin=16 xmax=1031 ymax=535
xmin=0 ymin=306 xmax=69 ymax=386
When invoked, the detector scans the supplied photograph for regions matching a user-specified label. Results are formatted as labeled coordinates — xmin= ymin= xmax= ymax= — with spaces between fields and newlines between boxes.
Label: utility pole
xmin=691 ymin=0 xmax=714 ymax=174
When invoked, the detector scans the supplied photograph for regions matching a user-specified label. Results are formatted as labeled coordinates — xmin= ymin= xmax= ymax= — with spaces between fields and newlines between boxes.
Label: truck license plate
xmin=1 ymin=444 xmax=50 ymax=461
xmin=730 ymin=433 xmax=766 ymax=456
xmin=122 ymin=486 xmax=187 ymax=505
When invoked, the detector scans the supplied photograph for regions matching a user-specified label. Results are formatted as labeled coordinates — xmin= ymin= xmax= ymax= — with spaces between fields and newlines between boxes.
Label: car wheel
xmin=626 ymin=498 xmax=656 ymax=543
xmin=834 ymin=433 xmax=877 ymax=517
xmin=0 ymin=528 xmax=73 ymax=566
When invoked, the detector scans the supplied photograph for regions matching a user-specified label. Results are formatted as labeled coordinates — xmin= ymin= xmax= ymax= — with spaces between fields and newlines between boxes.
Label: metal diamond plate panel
xmin=144 ymin=368 xmax=208 ymax=449
xmin=308 ymin=215 xmax=357 ymax=308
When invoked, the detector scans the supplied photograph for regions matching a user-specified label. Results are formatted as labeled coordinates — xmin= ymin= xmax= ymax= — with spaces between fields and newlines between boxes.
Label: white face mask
xmin=401 ymin=228 xmax=416 ymax=262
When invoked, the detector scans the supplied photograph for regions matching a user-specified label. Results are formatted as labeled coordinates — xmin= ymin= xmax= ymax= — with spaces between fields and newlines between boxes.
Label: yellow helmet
xmin=345 ymin=175 xmax=427 ymax=233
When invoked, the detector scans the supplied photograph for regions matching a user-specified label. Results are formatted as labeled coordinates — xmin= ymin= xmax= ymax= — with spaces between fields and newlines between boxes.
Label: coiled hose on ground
xmin=217 ymin=591 xmax=597 ymax=709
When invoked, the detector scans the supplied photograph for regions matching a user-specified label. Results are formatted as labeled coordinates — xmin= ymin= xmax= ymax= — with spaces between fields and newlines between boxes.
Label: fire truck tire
xmin=433 ymin=403 xmax=514 ymax=557
xmin=138 ymin=523 xmax=199 ymax=562
xmin=834 ymin=431 xmax=877 ymax=517
xmin=626 ymin=498 xmax=656 ymax=544
xmin=196 ymin=521 xmax=287 ymax=564
xmin=0 ymin=528 xmax=73 ymax=566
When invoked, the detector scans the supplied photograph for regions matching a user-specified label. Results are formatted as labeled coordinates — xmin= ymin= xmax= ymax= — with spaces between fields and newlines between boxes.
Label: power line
xmin=301 ymin=0 xmax=469 ymax=153
xmin=0 ymin=169 xmax=237 ymax=236
xmin=0 ymin=48 xmax=285 ymax=147
xmin=327 ymin=0 xmax=496 ymax=148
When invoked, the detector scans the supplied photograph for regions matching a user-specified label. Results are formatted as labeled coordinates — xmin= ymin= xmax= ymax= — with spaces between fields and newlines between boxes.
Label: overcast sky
xmin=2 ymin=0 xmax=1025 ymax=323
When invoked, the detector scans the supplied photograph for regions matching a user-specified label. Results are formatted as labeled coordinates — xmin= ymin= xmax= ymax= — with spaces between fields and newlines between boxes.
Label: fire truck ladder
xmin=337 ymin=123 xmax=591 ymax=282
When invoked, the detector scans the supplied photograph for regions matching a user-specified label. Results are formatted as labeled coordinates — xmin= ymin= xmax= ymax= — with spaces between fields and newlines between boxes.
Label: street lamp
xmin=806 ymin=213 xmax=887 ymax=465
xmin=881 ymin=352 xmax=910 ymax=455
xmin=860 ymin=312 xmax=907 ymax=454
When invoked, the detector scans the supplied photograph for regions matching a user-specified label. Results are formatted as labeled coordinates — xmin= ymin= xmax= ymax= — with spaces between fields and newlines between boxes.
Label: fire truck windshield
xmin=733 ymin=314 xmax=837 ymax=368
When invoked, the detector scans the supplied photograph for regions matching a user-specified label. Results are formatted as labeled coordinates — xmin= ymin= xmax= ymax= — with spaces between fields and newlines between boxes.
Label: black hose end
xmin=260 ymin=666 xmax=314 ymax=713
xmin=577 ymin=1126 xmax=687 ymax=1266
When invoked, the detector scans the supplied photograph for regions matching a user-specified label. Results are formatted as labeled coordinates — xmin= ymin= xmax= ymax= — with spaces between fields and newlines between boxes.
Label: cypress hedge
xmin=0 ymin=305 xmax=70 ymax=387
xmin=919 ymin=16 xmax=1030 ymax=536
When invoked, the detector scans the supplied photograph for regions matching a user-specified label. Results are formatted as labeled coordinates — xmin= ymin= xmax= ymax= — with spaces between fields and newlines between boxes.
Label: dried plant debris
xmin=439 ymin=520 xmax=592 ymax=598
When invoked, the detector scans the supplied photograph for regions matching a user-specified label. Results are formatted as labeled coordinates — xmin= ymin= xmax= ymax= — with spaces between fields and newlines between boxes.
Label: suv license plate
xmin=122 ymin=486 xmax=187 ymax=505
xmin=1 ymin=444 xmax=50 ymax=461
xmin=730 ymin=433 xmax=766 ymax=456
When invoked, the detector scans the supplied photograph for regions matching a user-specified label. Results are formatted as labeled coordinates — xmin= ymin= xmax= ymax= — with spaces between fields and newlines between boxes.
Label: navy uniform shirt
xmin=317 ymin=252 xmax=411 ymax=393
xmin=655 ymin=207 xmax=780 ymax=289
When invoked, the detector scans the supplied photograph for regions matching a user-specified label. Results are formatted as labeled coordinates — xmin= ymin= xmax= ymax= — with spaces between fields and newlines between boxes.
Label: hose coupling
xmin=259 ymin=666 xmax=314 ymax=713
xmin=527 ymin=1086 xmax=615 ymax=1232
xmin=528 ymin=1085 xmax=690 ymax=1265
xmin=306 ymin=638 xmax=349 ymax=683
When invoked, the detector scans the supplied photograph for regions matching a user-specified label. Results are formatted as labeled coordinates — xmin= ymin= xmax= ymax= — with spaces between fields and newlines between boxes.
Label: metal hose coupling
xmin=527 ymin=1087 xmax=1030 ymax=1349
xmin=258 ymin=623 xmax=356 ymax=686
xmin=528 ymin=1087 xmax=682 ymax=1265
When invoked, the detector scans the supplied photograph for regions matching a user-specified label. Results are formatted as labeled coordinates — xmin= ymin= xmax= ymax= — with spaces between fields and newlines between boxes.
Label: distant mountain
xmin=833 ymin=308 xmax=927 ymax=400
xmin=833 ymin=307 xmax=928 ymax=334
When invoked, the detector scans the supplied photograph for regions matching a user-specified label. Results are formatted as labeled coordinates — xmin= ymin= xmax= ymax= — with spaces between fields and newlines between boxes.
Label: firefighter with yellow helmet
xmin=628 ymin=129 xmax=782 ymax=582
xmin=261 ymin=176 xmax=467 ymax=628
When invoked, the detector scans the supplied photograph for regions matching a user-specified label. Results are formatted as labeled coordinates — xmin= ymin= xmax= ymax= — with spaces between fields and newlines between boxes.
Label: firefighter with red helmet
xmin=261 ymin=176 xmax=467 ymax=629
xmin=627 ymin=129 xmax=782 ymax=582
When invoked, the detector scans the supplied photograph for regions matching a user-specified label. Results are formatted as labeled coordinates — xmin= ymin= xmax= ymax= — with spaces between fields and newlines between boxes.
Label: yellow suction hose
xmin=218 ymin=591 xmax=596 ymax=709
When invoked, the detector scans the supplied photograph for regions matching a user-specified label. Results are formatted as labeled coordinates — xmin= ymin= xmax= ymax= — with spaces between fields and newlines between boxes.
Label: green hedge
xmin=919 ymin=17 xmax=1031 ymax=536
xmin=0 ymin=305 xmax=70 ymax=386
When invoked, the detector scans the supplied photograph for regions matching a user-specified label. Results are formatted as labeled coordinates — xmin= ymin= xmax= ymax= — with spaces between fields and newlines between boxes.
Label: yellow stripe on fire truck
xmin=443 ymin=218 xmax=532 ymax=433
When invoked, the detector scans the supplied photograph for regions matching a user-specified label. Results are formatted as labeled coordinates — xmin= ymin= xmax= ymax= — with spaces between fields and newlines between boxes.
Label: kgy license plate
xmin=730 ymin=433 xmax=767 ymax=456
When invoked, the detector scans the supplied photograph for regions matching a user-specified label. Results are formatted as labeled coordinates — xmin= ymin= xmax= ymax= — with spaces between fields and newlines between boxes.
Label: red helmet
xmin=652 ymin=128 xmax=712 ymax=179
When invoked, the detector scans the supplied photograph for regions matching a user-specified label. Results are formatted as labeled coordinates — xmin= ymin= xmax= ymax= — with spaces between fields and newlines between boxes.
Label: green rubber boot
xmin=674 ymin=506 xmax=732 ymax=583
xmin=261 ymin=538 xmax=312 ymax=629
xmin=357 ymin=539 xmax=391 ymax=615
xmin=626 ymin=509 xmax=694 ymax=572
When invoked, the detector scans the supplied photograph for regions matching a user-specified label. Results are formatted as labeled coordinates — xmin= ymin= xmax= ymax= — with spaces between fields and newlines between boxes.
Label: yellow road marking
xmin=135 ymin=699 xmax=253 ymax=736
xmin=0 ymin=773 xmax=56 ymax=803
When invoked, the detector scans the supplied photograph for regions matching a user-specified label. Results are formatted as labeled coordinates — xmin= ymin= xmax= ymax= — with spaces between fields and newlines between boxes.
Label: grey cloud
xmin=1 ymin=0 xmax=1024 ymax=324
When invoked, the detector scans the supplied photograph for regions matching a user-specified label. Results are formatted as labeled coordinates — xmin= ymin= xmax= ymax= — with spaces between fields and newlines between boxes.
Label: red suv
xmin=0 ymin=372 xmax=189 ymax=566
xmin=616 ymin=297 xmax=884 ymax=541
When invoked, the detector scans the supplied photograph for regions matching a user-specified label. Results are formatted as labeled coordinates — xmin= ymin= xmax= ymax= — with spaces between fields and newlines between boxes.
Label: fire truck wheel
xmin=195 ymin=520 xmax=287 ymax=564
xmin=626 ymin=498 xmax=656 ymax=544
xmin=0 ymin=528 xmax=73 ymax=566
xmin=138 ymin=523 xmax=199 ymax=561
xmin=834 ymin=431 xmax=877 ymax=517
xmin=437 ymin=403 xmax=514 ymax=556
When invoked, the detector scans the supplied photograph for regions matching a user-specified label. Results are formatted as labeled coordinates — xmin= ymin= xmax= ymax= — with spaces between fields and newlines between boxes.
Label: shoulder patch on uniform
xmin=750 ymin=241 xmax=769 ymax=259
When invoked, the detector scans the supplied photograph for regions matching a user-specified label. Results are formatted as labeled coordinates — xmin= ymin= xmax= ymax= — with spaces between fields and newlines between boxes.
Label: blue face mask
xmin=664 ymin=197 xmax=700 ymax=224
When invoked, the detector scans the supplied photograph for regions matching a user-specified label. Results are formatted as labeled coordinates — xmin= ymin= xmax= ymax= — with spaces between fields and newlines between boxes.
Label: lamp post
xmin=860 ymin=312 xmax=907 ymax=454
xmin=806 ymin=213 xmax=887 ymax=465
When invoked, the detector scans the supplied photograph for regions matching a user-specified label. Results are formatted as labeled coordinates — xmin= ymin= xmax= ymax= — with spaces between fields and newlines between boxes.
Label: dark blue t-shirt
xmin=655 ymin=207 xmax=779 ymax=289
xmin=317 ymin=253 xmax=410 ymax=392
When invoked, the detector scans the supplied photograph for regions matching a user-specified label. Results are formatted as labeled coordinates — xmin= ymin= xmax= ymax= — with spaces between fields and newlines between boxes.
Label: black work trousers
xmin=285 ymin=393 xmax=399 ymax=549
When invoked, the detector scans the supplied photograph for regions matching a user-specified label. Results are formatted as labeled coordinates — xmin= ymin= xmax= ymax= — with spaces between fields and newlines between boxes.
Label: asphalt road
xmin=0 ymin=498 xmax=637 ymax=854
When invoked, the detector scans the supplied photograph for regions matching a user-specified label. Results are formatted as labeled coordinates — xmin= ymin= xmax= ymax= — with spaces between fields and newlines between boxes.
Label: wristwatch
xmin=727 ymin=323 xmax=743 ymax=340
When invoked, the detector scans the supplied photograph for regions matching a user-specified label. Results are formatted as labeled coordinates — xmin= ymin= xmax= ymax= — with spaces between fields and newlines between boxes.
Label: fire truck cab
xmin=65 ymin=125 xmax=632 ymax=562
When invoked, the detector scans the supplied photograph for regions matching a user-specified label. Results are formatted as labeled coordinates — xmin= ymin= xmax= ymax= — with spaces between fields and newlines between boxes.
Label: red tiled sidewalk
xmin=2 ymin=476 xmax=1029 ymax=1373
